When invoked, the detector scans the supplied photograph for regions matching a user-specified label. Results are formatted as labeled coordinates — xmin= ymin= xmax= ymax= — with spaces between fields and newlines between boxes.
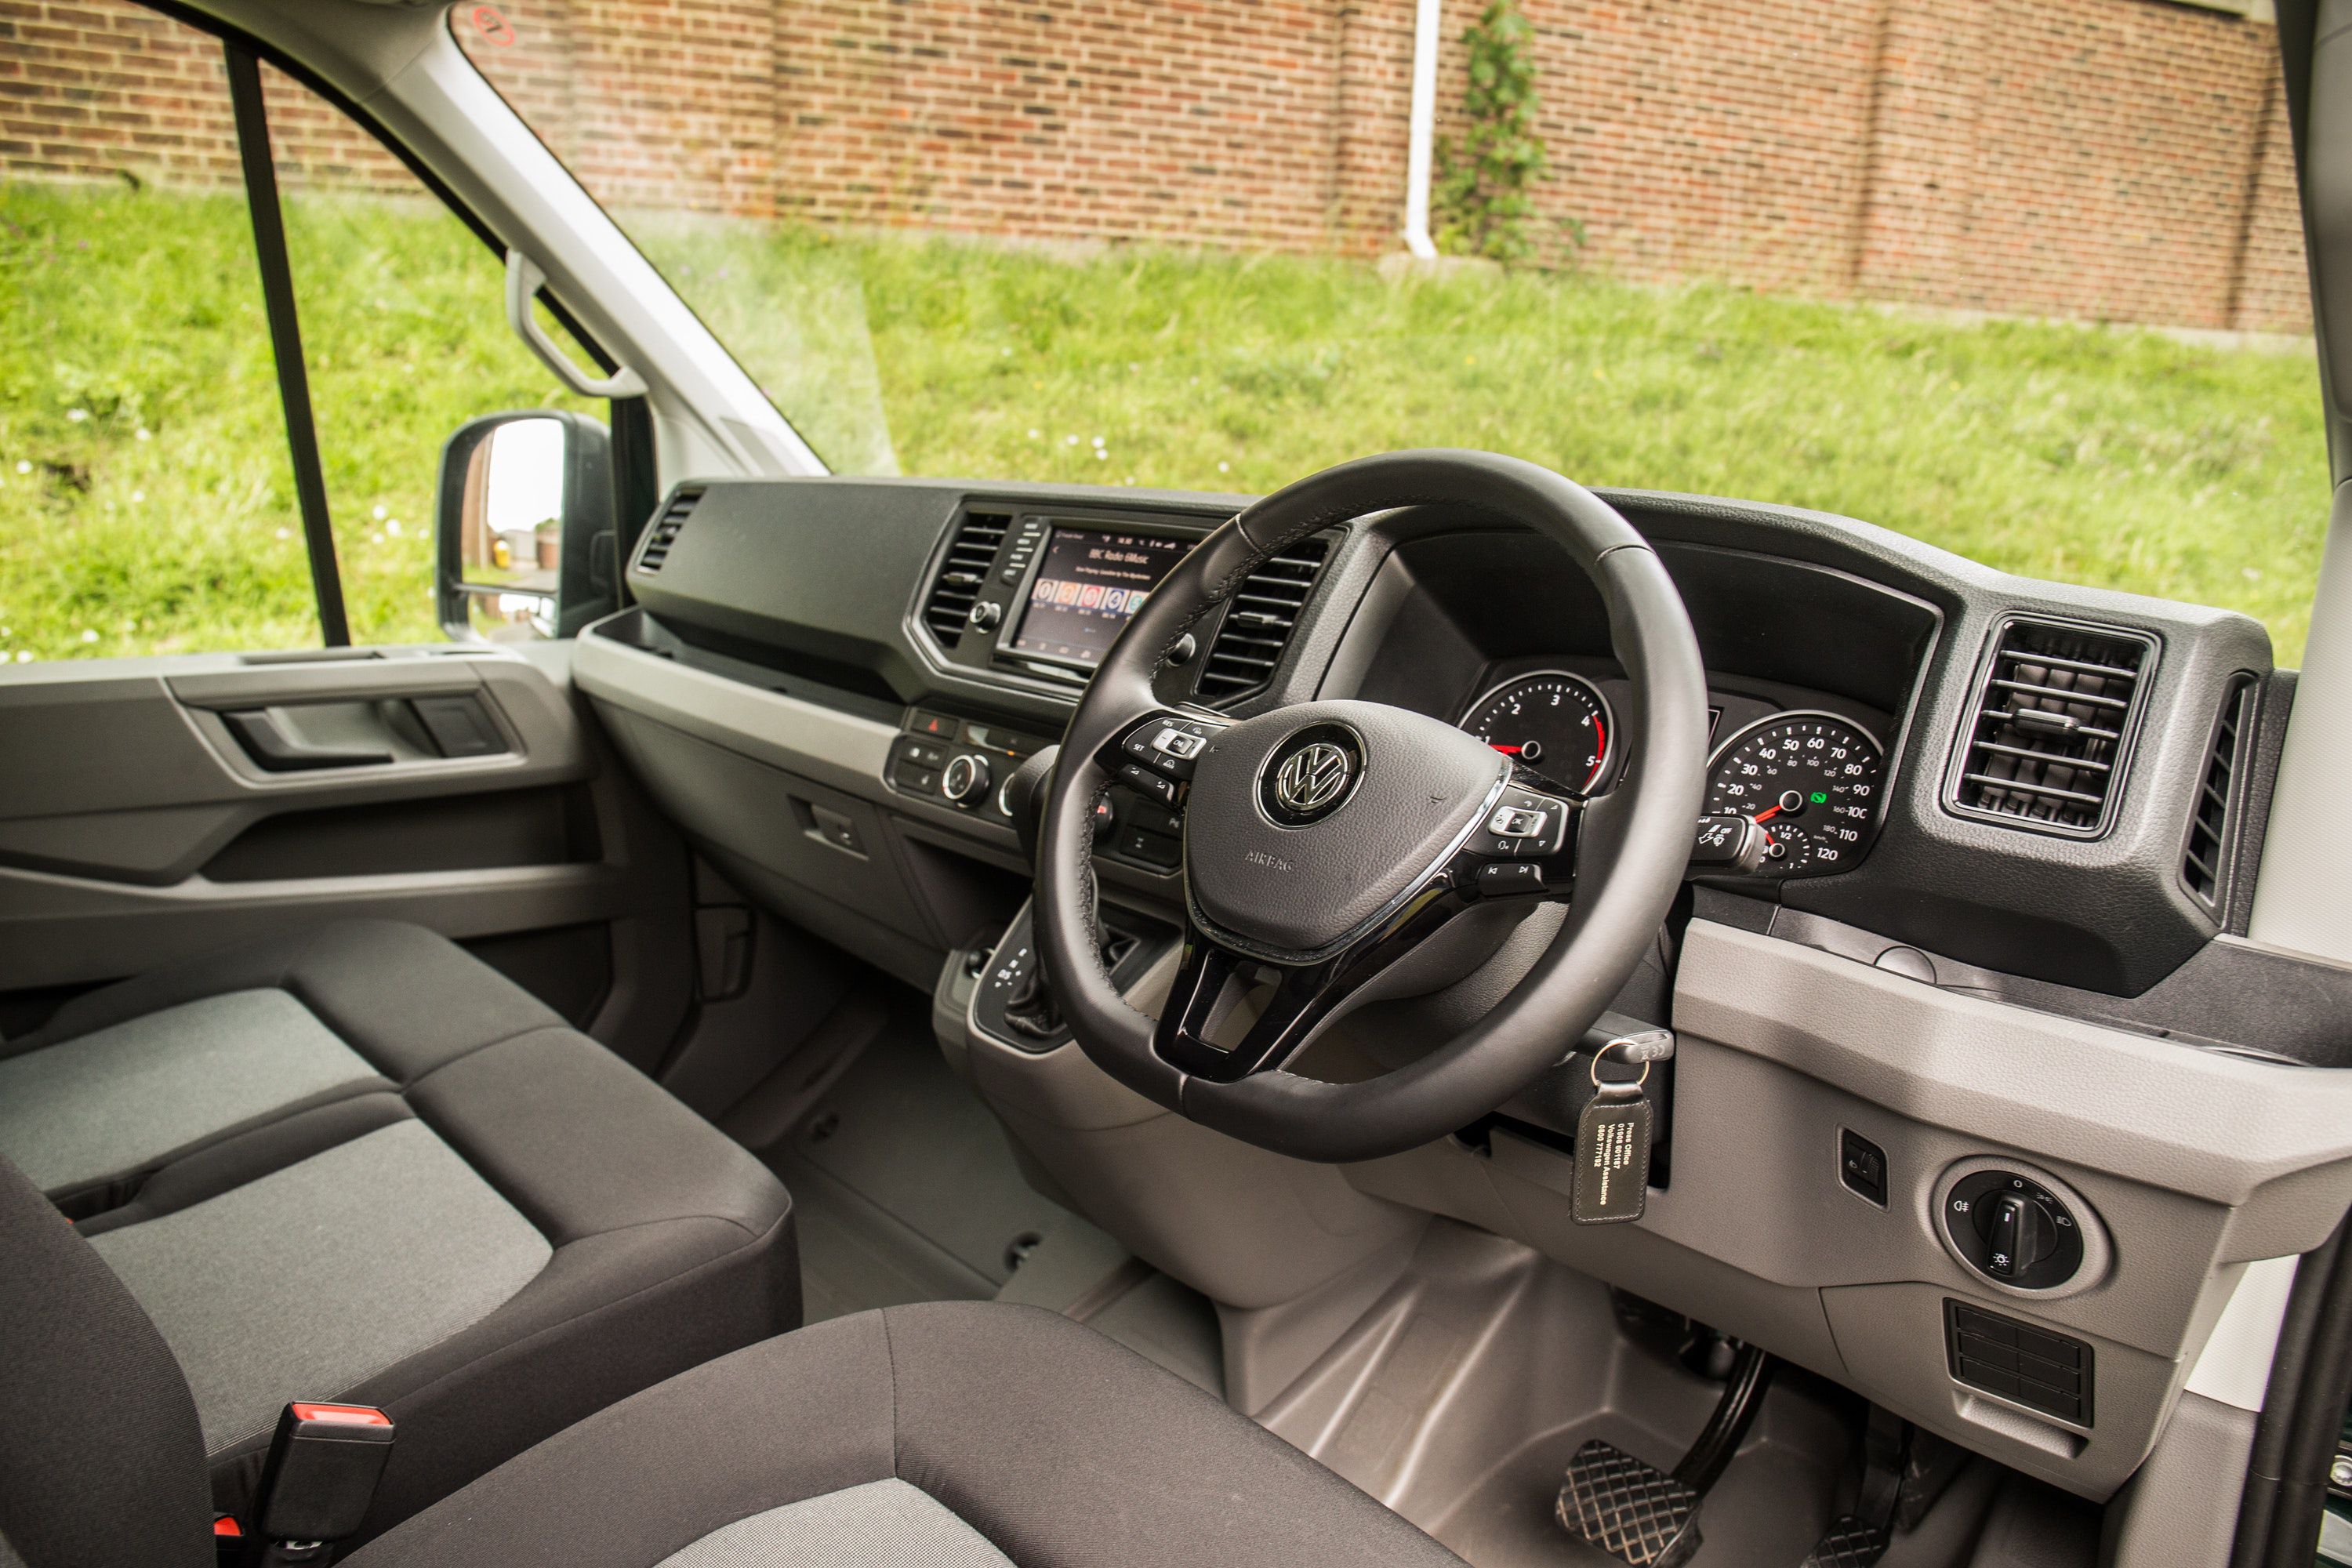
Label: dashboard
xmin=561 ymin=470 xmax=2352 ymax=1510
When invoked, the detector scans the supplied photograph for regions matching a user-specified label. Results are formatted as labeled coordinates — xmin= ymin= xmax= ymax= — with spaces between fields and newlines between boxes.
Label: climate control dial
xmin=942 ymin=753 xmax=993 ymax=804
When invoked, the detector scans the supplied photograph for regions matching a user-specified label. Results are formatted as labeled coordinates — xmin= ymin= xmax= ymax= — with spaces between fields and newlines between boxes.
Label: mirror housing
xmin=435 ymin=410 xmax=619 ymax=641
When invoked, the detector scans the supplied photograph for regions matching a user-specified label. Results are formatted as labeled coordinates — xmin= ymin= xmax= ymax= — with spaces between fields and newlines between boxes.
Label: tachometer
xmin=1459 ymin=672 xmax=1613 ymax=793
xmin=1703 ymin=712 xmax=1885 ymax=876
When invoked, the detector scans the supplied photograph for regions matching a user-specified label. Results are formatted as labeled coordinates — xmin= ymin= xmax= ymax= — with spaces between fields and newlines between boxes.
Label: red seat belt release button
xmin=252 ymin=1402 xmax=396 ymax=1552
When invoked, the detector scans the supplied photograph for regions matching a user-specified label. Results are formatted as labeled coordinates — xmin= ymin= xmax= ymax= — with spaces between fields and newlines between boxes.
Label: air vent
xmin=1193 ymin=535 xmax=1332 ymax=704
xmin=634 ymin=488 xmax=702 ymax=574
xmin=2182 ymin=675 xmax=2256 ymax=914
xmin=920 ymin=510 xmax=1011 ymax=648
xmin=1948 ymin=615 xmax=2156 ymax=837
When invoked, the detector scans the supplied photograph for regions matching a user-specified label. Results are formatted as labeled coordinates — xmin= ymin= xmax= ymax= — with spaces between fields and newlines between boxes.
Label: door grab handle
xmin=222 ymin=710 xmax=393 ymax=771
xmin=505 ymin=249 xmax=647 ymax=400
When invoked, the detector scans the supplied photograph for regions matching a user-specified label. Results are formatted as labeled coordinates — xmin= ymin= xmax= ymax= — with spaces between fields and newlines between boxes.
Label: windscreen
xmin=448 ymin=2 xmax=2325 ymax=662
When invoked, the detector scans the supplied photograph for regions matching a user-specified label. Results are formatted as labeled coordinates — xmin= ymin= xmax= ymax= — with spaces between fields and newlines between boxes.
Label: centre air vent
xmin=633 ymin=487 xmax=702 ymax=574
xmin=920 ymin=509 xmax=1011 ymax=648
xmin=1193 ymin=535 xmax=1332 ymax=704
xmin=1947 ymin=615 xmax=2157 ymax=837
xmin=2182 ymin=675 xmax=2256 ymax=916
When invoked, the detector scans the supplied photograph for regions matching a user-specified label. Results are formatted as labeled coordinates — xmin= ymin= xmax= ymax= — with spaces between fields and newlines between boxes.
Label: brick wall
xmin=0 ymin=1 xmax=408 ymax=190
xmin=0 ymin=0 xmax=2313 ymax=332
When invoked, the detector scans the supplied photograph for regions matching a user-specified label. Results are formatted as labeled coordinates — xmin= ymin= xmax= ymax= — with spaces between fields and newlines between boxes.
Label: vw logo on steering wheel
xmin=1259 ymin=724 xmax=1366 ymax=827
xmin=1276 ymin=743 xmax=1352 ymax=814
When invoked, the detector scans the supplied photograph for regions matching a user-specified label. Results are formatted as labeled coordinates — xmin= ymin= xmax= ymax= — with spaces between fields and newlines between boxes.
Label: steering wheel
xmin=1033 ymin=450 xmax=1709 ymax=1163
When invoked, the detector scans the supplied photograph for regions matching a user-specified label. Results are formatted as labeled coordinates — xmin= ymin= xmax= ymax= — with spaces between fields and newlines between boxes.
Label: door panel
xmin=0 ymin=644 xmax=694 ymax=1069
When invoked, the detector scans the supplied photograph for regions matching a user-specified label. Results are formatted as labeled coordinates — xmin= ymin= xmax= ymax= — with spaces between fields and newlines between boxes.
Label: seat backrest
xmin=0 ymin=1154 xmax=209 ymax=1568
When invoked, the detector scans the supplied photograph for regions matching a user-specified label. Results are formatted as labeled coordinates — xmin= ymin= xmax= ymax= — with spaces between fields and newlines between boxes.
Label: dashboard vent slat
xmin=1194 ymin=536 xmax=1333 ymax=704
xmin=2182 ymin=675 xmax=2255 ymax=915
xmin=1947 ymin=615 xmax=2156 ymax=837
xmin=634 ymin=488 xmax=704 ymax=575
xmin=920 ymin=510 xmax=1011 ymax=648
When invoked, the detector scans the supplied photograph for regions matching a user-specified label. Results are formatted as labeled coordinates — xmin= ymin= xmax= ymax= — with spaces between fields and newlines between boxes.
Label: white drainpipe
xmin=1403 ymin=0 xmax=1443 ymax=258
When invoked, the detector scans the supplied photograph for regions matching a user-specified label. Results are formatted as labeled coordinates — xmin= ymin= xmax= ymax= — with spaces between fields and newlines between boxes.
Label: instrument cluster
xmin=1458 ymin=669 xmax=1891 ymax=880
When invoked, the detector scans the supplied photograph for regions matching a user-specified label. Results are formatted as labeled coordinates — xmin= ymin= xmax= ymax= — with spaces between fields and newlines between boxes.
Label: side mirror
xmin=435 ymin=411 xmax=619 ymax=642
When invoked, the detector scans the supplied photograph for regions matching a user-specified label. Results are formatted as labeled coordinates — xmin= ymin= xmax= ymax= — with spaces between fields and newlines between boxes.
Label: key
xmin=1572 ymin=1030 xmax=1672 ymax=1225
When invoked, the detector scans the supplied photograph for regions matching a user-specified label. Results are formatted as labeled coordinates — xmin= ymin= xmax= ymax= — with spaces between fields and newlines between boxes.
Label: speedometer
xmin=1459 ymin=672 xmax=1613 ymax=793
xmin=1703 ymin=712 xmax=1886 ymax=876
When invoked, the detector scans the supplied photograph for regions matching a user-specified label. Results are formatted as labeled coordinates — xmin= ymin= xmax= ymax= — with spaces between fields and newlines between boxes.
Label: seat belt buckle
xmin=245 ymin=1402 xmax=396 ymax=1565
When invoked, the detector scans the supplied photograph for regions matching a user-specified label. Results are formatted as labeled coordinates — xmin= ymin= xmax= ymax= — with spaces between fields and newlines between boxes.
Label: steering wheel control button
xmin=1116 ymin=762 xmax=1181 ymax=807
xmin=1943 ymin=1171 xmax=2084 ymax=1290
xmin=1472 ymin=786 xmax=1569 ymax=857
xmin=1475 ymin=861 xmax=1548 ymax=896
xmin=1838 ymin=1128 xmax=1888 ymax=1207
xmin=1115 ymin=715 xmax=1219 ymax=780
xmin=1488 ymin=805 xmax=1550 ymax=839
xmin=1946 ymin=1301 xmax=2092 ymax=1428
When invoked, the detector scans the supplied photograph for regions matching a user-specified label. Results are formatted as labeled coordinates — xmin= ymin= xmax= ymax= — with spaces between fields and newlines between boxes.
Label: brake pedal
xmin=1557 ymin=1440 xmax=1704 ymax=1566
xmin=1555 ymin=1343 xmax=1773 ymax=1566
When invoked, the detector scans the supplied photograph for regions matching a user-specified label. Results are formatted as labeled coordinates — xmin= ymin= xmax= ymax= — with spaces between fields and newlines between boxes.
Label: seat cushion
xmin=2 ymin=920 xmax=800 ymax=1544
xmin=347 ymin=1300 xmax=1467 ymax=1568
xmin=0 ymin=989 xmax=376 ymax=1196
xmin=89 ymin=1119 xmax=553 ymax=1455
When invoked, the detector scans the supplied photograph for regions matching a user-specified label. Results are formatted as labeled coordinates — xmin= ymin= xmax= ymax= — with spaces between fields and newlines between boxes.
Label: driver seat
xmin=2 ymin=1142 xmax=1468 ymax=1568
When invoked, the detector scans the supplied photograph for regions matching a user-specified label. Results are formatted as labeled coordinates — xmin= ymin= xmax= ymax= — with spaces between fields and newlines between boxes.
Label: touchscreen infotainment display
xmin=1009 ymin=528 xmax=1190 ymax=667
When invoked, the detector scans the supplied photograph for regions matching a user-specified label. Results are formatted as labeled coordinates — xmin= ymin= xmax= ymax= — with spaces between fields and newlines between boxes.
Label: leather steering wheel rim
xmin=1034 ymin=449 xmax=1710 ymax=1163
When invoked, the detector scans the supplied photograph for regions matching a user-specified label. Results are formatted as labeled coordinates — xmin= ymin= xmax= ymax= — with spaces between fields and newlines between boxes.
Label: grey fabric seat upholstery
xmin=0 ymin=920 xmax=798 ymax=1545
xmin=348 ymin=1299 xmax=1469 ymax=1568
xmin=2 ymin=1164 xmax=1461 ymax=1568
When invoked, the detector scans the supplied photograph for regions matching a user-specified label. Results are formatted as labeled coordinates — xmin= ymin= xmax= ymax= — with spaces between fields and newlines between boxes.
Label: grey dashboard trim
xmin=573 ymin=622 xmax=896 ymax=796
xmin=1678 ymin=920 xmax=2352 ymax=1214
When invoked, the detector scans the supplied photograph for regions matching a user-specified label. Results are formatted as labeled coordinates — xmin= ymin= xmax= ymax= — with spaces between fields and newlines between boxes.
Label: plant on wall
xmin=1434 ymin=0 xmax=1558 ymax=265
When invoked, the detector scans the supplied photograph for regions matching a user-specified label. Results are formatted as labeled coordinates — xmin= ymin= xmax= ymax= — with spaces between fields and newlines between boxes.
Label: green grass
xmin=2 ymin=184 xmax=2331 ymax=665
xmin=0 ymin=183 xmax=591 ymax=659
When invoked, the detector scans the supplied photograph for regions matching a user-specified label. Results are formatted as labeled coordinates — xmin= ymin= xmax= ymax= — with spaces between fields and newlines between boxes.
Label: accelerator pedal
xmin=1555 ymin=1343 xmax=1773 ymax=1566
xmin=1798 ymin=1517 xmax=1890 ymax=1567
xmin=1797 ymin=1405 xmax=1908 ymax=1567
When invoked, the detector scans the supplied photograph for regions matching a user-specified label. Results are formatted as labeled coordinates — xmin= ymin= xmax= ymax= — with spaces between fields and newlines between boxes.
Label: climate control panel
xmin=885 ymin=708 xmax=1048 ymax=826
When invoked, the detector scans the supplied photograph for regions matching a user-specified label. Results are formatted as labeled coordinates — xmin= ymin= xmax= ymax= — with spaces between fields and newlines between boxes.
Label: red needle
xmin=1751 ymin=805 xmax=1783 ymax=824
xmin=1490 ymin=744 xmax=1523 ymax=755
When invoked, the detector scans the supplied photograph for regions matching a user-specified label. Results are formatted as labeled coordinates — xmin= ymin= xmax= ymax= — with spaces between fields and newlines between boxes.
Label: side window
xmin=0 ymin=0 xmax=594 ymax=660
xmin=2 ymin=5 xmax=298 ymax=661
xmin=261 ymin=69 xmax=598 ymax=644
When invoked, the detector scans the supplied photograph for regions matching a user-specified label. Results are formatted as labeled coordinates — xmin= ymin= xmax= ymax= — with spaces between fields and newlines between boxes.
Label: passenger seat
xmin=0 ymin=919 xmax=798 ymax=1542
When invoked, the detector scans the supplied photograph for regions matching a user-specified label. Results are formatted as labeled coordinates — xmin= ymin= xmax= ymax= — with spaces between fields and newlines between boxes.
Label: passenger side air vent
xmin=634 ymin=488 xmax=702 ymax=575
xmin=2182 ymin=675 xmax=2256 ymax=915
xmin=921 ymin=509 xmax=1011 ymax=648
xmin=1193 ymin=535 xmax=1332 ymax=704
xmin=1948 ymin=615 xmax=2157 ymax=837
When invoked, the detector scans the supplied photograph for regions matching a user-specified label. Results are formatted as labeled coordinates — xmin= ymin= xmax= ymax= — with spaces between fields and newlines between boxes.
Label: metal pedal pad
xmin=1556 ymin=1439 xmax=1704 ymax=1566
xmin=1800 ymin=1515 xmax=1891 ymax=1567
